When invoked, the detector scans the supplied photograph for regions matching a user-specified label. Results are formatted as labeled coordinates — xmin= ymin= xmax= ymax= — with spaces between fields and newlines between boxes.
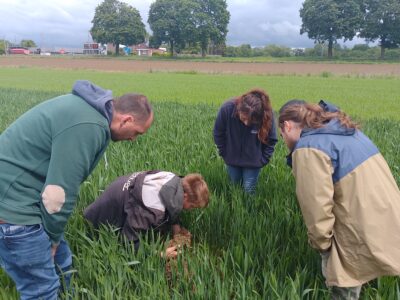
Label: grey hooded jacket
xmin=83 ymin=171 xmax=184 ymax=245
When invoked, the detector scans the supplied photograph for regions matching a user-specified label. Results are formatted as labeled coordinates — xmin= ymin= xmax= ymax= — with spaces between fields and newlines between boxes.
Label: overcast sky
xmin=0 ymin=0 xmax=364 ymax=49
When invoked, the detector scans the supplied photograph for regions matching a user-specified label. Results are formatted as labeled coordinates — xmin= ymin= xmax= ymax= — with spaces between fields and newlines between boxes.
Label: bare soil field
xmin=1 ymin=56 xmax=399 ymax=76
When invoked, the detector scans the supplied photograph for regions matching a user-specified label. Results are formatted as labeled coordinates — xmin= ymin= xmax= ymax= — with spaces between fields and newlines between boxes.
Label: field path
xmin=1 ymin=56 xmax=399 ymax=75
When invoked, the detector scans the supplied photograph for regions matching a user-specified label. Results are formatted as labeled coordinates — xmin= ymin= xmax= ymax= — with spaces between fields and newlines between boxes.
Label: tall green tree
xmin=300 ymin=0 xmax=362 ymax=58
xmin=359 ymin=0 xmax=400 ymax=59
xmin=91 ymin=0 xmax=146 ymax=55
xmin=0 ymin=39 xmax=9 ymax=55
xmin=148 ymin=0 xmax=198 ymax=56
xmin=193 ymin=0 xmax=230 ymax=57
xmin=20 ymin=40 xmax=36 ymax=48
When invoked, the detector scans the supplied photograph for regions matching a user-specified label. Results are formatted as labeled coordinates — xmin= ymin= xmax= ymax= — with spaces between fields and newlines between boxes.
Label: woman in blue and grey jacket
xmin=213 ymin=89 xmax=278 ymax=193
xmin=279 ymin=100 xmax=400 ymax=299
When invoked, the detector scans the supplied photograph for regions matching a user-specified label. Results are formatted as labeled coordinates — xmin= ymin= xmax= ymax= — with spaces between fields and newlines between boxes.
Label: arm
xmin=123 ymin=205 xmax=165 ymax=240
xmin=213 ymin=105 xmax=228 ymax=157
xmin=292 ymin=148 xmax=335 ymax=252
xmin=171 ymin=224 xmax=189 ymax=236
xmin=171 ymin=224 xmax=182 ymax=235
xmin=41 ymin=124 xmax=109 ymax=245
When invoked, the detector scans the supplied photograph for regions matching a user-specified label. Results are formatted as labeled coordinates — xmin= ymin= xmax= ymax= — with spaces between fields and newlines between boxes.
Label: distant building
xmin=83 ymin=43 xmax=106 ymax=55
xmin=132 ymin=43 xmax=152 ymax=56
xmin=132 ymin=43 xmax=167 ymax=56
xmin=106 ymin=42 xmax=167 ymax=56
xmin=27 ymin=47 xmax=84 ymax=56
xmin=106 ymin=43 xmax=131 ymax=55
xmin=291 ymin=47 xmax=305 ymax=56
xmin=8 ymin=47 xmax=30 ymax=55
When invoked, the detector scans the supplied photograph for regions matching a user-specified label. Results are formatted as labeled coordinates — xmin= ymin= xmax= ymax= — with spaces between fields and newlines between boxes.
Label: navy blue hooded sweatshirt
xmin=213 ymin=100 xmax=278 ymax=168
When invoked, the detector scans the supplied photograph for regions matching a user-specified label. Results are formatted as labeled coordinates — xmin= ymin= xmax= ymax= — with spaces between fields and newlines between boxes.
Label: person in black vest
xmin=84 ymin=171 xmax=209 ymax=257
xmin=213 ymin=88 xmax=277 ymax=193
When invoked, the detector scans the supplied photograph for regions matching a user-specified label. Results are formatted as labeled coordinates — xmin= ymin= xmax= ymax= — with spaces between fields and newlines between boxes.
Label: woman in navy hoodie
xmin=213 ymin=89 xmax=277 ymax=193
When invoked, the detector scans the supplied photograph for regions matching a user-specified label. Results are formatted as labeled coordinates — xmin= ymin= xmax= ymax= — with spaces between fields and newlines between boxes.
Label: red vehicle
xmin=9 ymin=47 xmax=30 ymax=55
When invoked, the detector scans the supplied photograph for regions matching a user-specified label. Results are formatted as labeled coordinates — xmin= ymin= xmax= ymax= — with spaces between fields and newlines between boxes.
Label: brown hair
xmin=181 ymin=173 xmax=209 ymax=208
xmin=113 ymin=93 xmax=152 ymax=124
xmin=235 ymin=88 xmax=273 ymax=143
xmin=278 ymin=101 xmax=358 ymax=130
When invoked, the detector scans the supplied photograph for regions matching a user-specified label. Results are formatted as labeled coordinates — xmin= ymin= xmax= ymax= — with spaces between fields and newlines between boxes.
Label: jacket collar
xmin=300 ymin=119 xmax=355 ymax=138
xmin=163 ymin=177 xmax=184 ymax=223
xmin=285 ymin=119 xmax=355 ymax=168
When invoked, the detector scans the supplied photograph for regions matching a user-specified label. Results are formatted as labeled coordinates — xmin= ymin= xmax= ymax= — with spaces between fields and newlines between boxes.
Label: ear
xmin=121 ymin=114 xmax=134 ymax=126
xmin=281 ymin=121 xmax=288 ymax=132
xmin=284 ymin=120 xmax=291 ymax=132
xmin=183 ymin=192 xmax=189 ymax=203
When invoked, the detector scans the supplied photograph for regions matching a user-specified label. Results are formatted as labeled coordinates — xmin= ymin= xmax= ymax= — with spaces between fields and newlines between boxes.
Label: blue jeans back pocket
xmin=4 ymin=224 xmax=51 ymax=266
xmin=4 ymin=224 xmax=42 ymax=238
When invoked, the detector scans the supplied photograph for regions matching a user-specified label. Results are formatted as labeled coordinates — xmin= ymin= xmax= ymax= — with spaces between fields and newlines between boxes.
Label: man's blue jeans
xmin=0 ymin=223 xmax=72 ymax=300
xmin=226 ymin=165 xmax=261 ymax=194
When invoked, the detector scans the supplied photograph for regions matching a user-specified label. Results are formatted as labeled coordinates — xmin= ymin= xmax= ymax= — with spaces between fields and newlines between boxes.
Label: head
xmin=110 ymin=93 xmax=153 ymax=142
xmin=277 ymin=100 xmax=305 ymax=151
xmin=181 ymin=173 xmax=209 ymax=210
xmin=235 ymin=88 xmax=273 ymax=143
xmin=278 ymin=99 xmax=358 ymax=151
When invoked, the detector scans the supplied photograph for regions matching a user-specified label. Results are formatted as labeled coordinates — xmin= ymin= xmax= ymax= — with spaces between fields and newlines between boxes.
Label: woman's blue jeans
xmin=0 ymin=223 xmax=72 ymax=300
xmin=226 ymin=165 xmax=261 ymax=194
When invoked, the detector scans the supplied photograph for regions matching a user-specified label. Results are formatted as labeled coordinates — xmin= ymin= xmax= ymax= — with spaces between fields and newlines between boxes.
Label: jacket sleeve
xmin=123 ymin=205 xmax=164 ymax=240
xmin=83 ymin=177 xmax=125 ymax=228
xmin=213 ymin=105 xmax=228 ymax=157
xmin=261 ymin=114 xmax=278 ymax=166
xmin=292 ymin=148 xmax=335 ymax=252
xmin=41 ymin=123 xmax=109 ymax=245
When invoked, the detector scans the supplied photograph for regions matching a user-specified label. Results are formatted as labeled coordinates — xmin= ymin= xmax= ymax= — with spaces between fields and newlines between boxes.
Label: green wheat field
xmin=0 ymin=67 xmax=399 ymax=299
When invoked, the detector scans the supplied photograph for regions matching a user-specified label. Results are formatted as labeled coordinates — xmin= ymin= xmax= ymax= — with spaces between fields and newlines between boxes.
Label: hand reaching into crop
xmin=171 ymin=224 xmax=182 ymax=236
xmin=172 ymin=224 xmax=190 ymax=237
xmin=161 ymin=246 xmax=178 ymax=259
xmin=178 ymin=226 xmax=189 ymax=235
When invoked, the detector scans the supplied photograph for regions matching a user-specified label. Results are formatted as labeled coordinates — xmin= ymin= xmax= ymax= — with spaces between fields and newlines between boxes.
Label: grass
xmin=14 ymin=54 xmax=400 ymax=64
xmin=0 ymin=67 xmax=399 ymax=299
xmin=0 ymin=67 xmax=399 ymax=120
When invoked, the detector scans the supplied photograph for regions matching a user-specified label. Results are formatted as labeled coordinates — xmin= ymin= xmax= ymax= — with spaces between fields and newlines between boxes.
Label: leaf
xmin=124 ymin=260 xmax=141 ymax=266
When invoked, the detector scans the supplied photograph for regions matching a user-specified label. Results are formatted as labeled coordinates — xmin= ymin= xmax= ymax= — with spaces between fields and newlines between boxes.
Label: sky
xmin=0 ymin=0 xmax=365 ymax=49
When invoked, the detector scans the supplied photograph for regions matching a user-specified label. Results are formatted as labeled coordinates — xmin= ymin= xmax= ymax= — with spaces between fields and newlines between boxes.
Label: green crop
xmin=0 ymin=68 xmax=399 ymax=299
xmin=0 ymin=67 xmax=400 ymax=120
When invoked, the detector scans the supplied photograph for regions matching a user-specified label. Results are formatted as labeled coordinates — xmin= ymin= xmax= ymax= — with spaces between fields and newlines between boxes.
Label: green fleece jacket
xmin=0 ymin=94 xmax=110 ymax=244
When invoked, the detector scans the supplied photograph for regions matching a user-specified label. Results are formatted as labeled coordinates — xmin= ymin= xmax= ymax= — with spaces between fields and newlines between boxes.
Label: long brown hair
xmin=235 ymin=88 xmax=273 ymax=143
xmin=278 ymin=101 xmax=358 ymax=130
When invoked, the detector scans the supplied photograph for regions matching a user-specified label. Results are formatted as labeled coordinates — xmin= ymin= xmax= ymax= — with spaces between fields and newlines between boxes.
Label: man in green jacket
xmin=0 ymin=80 xmax=153 ymax=299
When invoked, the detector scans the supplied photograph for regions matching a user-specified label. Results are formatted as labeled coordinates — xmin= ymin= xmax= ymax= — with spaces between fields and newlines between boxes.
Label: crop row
xmin=0 ymin=86 xmax=399 ymax=298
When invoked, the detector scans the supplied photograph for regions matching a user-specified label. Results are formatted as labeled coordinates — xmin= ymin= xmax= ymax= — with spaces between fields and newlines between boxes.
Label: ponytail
xmin=279 ymin=101 xmax=358 ymax=130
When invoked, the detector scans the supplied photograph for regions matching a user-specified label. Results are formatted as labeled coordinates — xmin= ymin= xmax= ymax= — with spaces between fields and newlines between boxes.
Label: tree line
xmin=2 ymin=0 xmax=398 ymax=59
xmin=223 ymin=43 xmax=400 ymax=60
xmin=300 ymin=0 xmax=400 ymax=59
xmin=91 ymin=0 xmax=229 ymax=57
xmin=91 ymin=0 xmax=399 ymax=59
